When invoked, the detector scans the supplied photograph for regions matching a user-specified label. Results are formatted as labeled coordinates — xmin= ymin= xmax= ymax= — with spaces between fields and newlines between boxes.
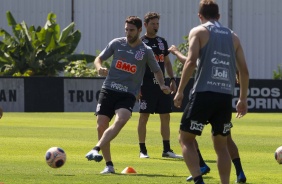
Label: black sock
xmin=163 ymin=140 xmax=170 ymax=152
xmin=106 ymin=161 xmax=114 ymax=167
xmin=232 ymin=158 xmax=243 ymax=176
xmin=194 ymin=175 xmax=204 ymax=184
xmin=197 ymin=149 xmax=207 ymax=167
xmin=139 ymin=143 xmax=147 ymax=153
xmin=93 ymin=146 xmax=100 ymax=152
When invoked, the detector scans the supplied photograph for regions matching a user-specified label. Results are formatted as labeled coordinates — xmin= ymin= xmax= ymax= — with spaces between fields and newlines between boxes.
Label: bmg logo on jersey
xmin=115 ymin=60 xmax=136 ymax=74
xmin=212 ymin=66 xmax=229 ymax=81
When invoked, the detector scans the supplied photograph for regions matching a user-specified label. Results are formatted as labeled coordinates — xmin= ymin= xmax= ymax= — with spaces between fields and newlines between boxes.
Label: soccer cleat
xmin=162 ymin=150 xmax=183 ymax=158
xmin=100 ymin=166 xmax=115 ymax=174
xmin=186 ymin=165 xmax=211 ymax=182
xmin=139 ymin=151 xmax=150 ymax=158
xmin=85 ymin=149 xmax=103 ymax=162
xmin=236 ymin=171 xmax=246 ymax=183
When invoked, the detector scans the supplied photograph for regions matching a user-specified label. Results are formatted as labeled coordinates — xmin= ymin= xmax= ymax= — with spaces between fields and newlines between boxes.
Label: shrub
xmin=0 ymin=11 xmax=95 ymax=76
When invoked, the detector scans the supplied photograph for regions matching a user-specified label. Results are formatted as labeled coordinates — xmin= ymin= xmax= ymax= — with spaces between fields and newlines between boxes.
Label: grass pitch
xmin=0 ymin=112 xmax=281 ymax=184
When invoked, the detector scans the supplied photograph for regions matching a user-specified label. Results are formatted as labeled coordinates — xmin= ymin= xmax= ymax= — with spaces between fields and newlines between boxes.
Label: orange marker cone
xmin=121 ymin=166 xmax=137 ymax=174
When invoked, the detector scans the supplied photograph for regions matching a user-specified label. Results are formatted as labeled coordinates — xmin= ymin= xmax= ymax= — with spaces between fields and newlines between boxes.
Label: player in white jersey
xmin=85 ymin=16 xmax=171 ymax=174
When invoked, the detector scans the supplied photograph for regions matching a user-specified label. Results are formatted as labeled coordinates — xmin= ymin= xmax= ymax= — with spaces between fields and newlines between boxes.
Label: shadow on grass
xmin=100 ymin=173 xmax=185 ymax=178
xmin=149 ymin=157 xmax=184 ymax=162
xmin=54 ymin=174 xmax=76 ymax=176
xmin=205 ymin=159 xmax=216 ymax=163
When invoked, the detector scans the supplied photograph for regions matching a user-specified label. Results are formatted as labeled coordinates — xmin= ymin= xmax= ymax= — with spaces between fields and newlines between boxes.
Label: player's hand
xmin=168 ymin=45 xmax=178 ymax=55
xmin=170 ymin=80 xmax=177 ymax=94
xmin=173 ymin=92 xmax=184 ymax=108
xmin=236 ymin=99 xmax=248 ymax=118
xmin=136 ymin=92 xmax=141 ymax=101
xmin=160 ymin=85 xmax=171 ymax=95
xmin=98 ymin=67 xmax=108 ymax=77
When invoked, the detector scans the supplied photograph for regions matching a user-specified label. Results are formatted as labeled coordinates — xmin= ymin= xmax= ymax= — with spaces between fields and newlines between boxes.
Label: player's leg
xmin=138 ymin=112 xmax=150 ymax=158
xmin=160 ymin=113 xmax=170 ymax=148
xmin=138 ymin=85 xmax=157 ymax=158
xmin=227 ymin=133 xmax=246 ymax=183
xmin=157 ymin=92 xmax=182 ymax=158
xmin=96 ymin=115 xmax=115 ymax=174
xmin=97 ymin=108 xmax=131 ymax=148
xmin=179 ymin=131 xmax=203 ymax=183
xmin=212 ymin=135 xmax=231 ymax=184
xmin=160 ymin=113 xmax=182 ymax=158
xmin=210 ymin=93 xmax=233 ymax=184
xmin=180 ymin=92 xmax=208 ymax=183
xmin=186 ymin=137 xmax=211 ymax=182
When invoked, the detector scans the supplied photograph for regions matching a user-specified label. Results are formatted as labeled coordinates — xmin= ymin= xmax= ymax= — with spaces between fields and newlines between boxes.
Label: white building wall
xmin=232 ymin=0 xmax=282 ymax=79
xmin=0 ymin=0 xmax=280 ymax=79
xmin=74 ymin=0 xmax=228 ymax=65
xmin=0 ymin=0 xmax=72 ymax=37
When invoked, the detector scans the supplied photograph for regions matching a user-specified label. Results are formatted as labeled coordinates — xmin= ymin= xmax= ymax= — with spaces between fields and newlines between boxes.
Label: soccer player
xmin=169 ymin=45 xmax=247 ymax=183
xmin=173 ymin=0 xmax=249 ymax=184
xmin=85 ymin=16 xmax=171 ymax=174
xmin=138 ymin=12 xmax=182 ymax=159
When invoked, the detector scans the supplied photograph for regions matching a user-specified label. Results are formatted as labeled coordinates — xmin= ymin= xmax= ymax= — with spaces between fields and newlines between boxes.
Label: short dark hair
xmin=125 ymin=16 xmax=142 ymax=29
xmin=199 ymin=0 xmax=219 ymax=19
xmin=144 ymin=12 xmax=160 ymax=24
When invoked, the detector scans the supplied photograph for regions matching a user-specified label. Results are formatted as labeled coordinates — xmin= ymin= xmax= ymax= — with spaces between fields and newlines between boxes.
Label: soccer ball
xmin=274 ymin=146 xmax=282 ymax=164
xmin=45 ymin=147 xmax=66 ymax=168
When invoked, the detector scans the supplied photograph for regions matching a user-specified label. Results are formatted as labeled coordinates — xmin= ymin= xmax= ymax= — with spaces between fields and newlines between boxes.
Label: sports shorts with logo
xmin=180 ymin=91 xmax=233 ymax=136
xmin=139 ymin=84 xmax=172 ymax=114
xmin=96 ymin=88 xmax=136 ymax=120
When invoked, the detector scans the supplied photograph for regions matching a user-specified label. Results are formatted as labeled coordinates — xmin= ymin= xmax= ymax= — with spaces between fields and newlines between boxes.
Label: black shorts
xmin=139 ymin=85 xmax=172 ymax=114
xmin=180 ymin=91 xmax=233 ymax=136
xmin=95 ymin=88 xmax=136 ymax=120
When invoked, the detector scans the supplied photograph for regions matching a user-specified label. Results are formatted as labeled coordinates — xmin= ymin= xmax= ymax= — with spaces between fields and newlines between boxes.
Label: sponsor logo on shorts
xmin=190 ymin=120 xmax=205 ymax=132
xmin=223 ymin=122 xmax=232 ymax=134
xmin=139 ymin=101 xmax=147 ymax=110
xmin=96 ymin=103 xmax=101 ymax=112
xmin=153 ymin=78 xmax=159 ymax=84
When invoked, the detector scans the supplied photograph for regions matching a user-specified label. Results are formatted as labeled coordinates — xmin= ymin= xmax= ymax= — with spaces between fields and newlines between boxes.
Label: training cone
xmin=121 ymin=166 xmax=137 ymax=174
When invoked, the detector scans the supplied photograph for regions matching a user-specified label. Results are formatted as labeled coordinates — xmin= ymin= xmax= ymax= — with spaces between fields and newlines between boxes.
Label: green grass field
xmin=0 ymin=112 xmax=281 ymax=184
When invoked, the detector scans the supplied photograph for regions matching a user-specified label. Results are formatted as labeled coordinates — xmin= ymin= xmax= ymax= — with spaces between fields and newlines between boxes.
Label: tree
xmin=0 ymin=11 xmax=95 ymax=76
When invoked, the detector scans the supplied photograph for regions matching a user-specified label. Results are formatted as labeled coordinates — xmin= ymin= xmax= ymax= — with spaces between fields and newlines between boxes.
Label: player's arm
xmin=233 ymin=33 xmax=249 ymax=118
xmin=174 ymin=28 xmax=199 ymax=108
xmin=168 ymin=45 xmax=187 ymax=64
xmin=94 ymin=56 xmax=108 ymax=77
xmin=153 ymin=69 xmax=171 ymax=94
xmin=164 ymin=55 xmax=177 ymax=94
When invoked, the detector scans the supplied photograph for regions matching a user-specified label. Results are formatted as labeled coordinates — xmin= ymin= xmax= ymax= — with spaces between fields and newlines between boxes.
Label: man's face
xmin=125 ymin=23 xmax=140 ymax=44
xmin=145 ymin=18 xmax=159 ymax=35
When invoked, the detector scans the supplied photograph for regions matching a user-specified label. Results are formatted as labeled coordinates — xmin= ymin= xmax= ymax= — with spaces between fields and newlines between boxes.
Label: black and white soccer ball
xmin=275 ymin=146 xmax=282 ymax=164
xmin=45 ymin=147 xmax=66 ymax=168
